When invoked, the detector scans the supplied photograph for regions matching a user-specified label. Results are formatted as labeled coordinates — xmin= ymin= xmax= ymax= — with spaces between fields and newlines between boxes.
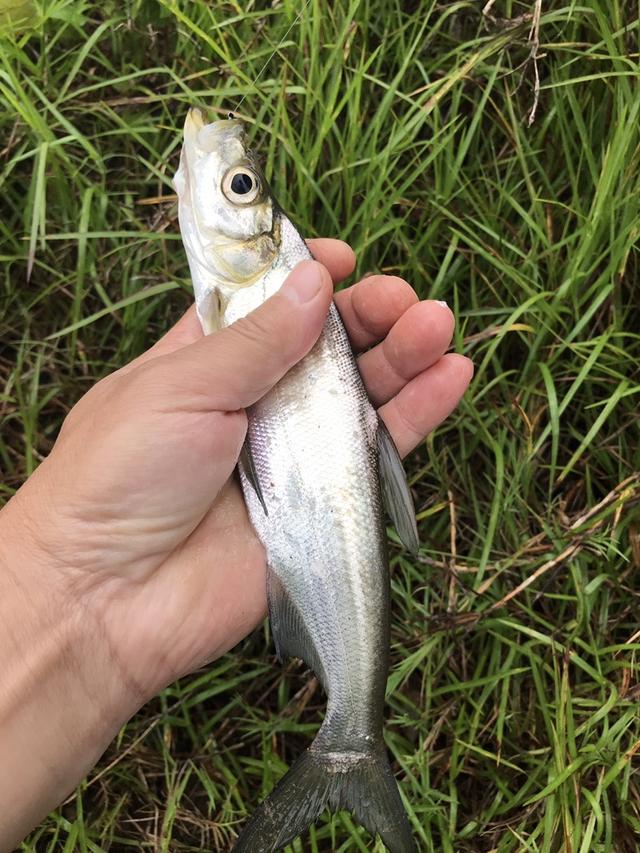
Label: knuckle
xmin=396 ymin=397 xmax=424 ymax=443
xmin=233 ymin=313 xmax=271 ymax=346
xmin=229 ymin=313 xmax=281 ymax=364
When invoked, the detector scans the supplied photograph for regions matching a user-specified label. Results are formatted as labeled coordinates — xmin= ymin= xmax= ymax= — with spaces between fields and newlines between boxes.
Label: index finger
xmin=306 ymin=238 xmax=356 ymax=284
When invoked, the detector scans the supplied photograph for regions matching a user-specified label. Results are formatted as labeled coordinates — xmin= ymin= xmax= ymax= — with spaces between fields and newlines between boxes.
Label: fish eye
xmin=222 ymin=166 xmax=261 ymax=205
xmin=231 ymin=173 xmax=253 ymax=194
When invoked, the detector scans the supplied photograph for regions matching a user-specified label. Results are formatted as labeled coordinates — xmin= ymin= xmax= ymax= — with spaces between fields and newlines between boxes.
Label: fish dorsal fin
xmin=239 ymin=438 xmax=268 ymax=516
xmin=377 ymin=418 xmax=420 ymax=554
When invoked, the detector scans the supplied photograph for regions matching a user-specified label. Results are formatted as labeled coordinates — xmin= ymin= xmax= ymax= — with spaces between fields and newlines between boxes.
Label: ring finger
xmin=358 ymin=300 xmax=454 ymax=406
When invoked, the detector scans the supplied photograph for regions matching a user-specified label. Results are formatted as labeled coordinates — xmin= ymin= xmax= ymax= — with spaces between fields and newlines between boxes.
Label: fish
xmin=173 ymin=108 xmax=419 ymax=853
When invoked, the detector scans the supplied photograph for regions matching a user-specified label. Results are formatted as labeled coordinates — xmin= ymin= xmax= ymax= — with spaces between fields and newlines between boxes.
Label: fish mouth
xmin=184 ymin=107 xmax=246 ymax=153
xmin=185 ymin=106 xmax=206 ymax=133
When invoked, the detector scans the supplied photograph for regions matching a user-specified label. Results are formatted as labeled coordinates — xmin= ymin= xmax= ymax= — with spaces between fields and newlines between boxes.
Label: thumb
xmin=164 ymin=260 xmax=334 ymax=411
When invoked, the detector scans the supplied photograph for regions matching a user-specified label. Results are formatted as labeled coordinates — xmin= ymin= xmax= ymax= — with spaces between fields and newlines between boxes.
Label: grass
xmin=1 ymin=0 xmax=640 ymax=850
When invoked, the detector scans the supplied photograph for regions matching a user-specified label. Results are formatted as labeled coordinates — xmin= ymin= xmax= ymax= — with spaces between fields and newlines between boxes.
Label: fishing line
xmin=229 ymin=0 xmax=314 ymax=117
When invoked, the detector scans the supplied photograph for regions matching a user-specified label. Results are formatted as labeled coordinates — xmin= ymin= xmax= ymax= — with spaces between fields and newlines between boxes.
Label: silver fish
xmin=174 ymin=109 xmax=419 ymax=853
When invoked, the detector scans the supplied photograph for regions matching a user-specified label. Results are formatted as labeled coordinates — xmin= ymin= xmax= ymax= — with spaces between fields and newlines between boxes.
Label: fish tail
xmin=233 ymin=742 xmax=415 ymax=853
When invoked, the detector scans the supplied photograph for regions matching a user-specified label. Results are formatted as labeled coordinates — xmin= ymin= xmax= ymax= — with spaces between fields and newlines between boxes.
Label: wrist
xmin=0 ymin=493 xmax=143 ymax=849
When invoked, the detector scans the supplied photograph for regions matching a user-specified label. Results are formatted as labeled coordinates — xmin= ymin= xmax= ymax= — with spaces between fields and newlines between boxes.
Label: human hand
xmin=6 ymin=239 xmax=473 ymax=699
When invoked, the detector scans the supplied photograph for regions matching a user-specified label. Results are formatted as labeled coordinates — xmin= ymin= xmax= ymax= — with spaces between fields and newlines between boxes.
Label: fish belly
xmin=241 ymin=304 xmax=390 ymax=745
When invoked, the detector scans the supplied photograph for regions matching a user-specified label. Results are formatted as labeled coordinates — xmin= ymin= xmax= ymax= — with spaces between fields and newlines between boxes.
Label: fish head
xmin=174 ymin=108 xmax=280 ymax=327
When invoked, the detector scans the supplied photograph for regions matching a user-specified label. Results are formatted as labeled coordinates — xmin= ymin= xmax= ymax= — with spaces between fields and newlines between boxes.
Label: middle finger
xmin=334 ymin=274 xmax=418 ymax=351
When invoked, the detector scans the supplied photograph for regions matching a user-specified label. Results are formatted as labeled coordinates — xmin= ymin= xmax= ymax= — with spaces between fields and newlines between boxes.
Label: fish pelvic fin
xmin=232 ymin=744 xmax=416 ymax=853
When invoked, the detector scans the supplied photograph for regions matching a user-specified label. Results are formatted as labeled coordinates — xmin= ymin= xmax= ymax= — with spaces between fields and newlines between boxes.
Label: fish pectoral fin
xmin=239 ymin=438 xmax=268 ymax=516
xmin=194 ymin=288 xmax=218 ymax=335
xmin=377 ymin=417 xmax=420 ymax=554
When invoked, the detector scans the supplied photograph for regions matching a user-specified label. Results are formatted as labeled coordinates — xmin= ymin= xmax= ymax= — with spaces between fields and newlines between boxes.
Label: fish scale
xmin=245 ymin=305 xmax=386 ymax=735
xmin=174 ymin=108 xmax=419 ymax=852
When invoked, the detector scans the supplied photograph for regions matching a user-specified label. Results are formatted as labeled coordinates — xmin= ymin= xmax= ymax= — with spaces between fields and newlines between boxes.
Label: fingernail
xmin=436 ymin=300 xmax=448 ymax=309
xmin=282 ymin=261 xmax=323 ymax=304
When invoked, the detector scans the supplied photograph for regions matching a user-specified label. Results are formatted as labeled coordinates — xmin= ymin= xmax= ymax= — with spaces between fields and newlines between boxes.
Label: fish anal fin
xmin=267 ymin=570 xmax=326 ymax=687
xmin=377 ymin=418 xmax=420 ymax=554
